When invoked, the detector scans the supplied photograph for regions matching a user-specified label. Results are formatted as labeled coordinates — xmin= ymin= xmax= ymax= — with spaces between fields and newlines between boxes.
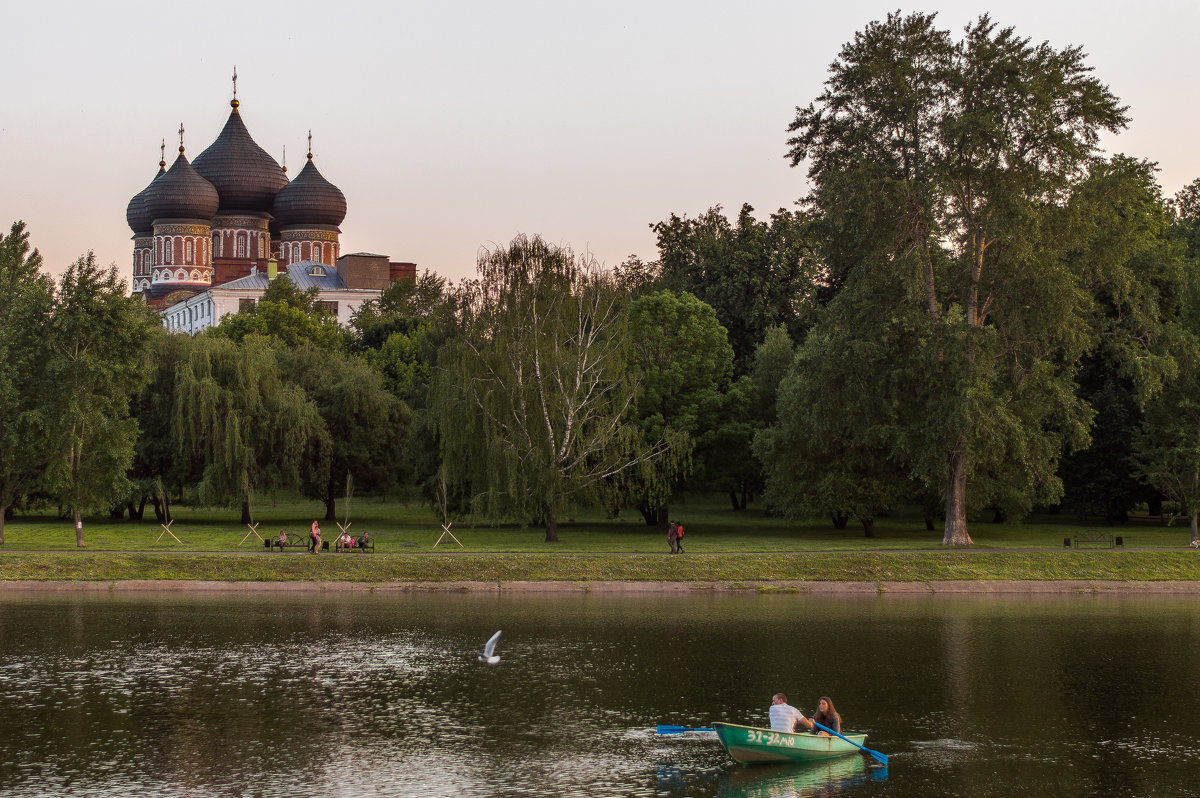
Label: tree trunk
xmin=924 ymin=512 xmax=936 ymax=531
xmin=241 ymin=498 xmax=252 ymax=525
xmin=860 ymin=517 xmax=875 ymax=538
xmin=728 ymin=490 xmax=741 ymax=511
xmin=0 ymin=505 xmax=6 ymax=545
xmin=324 ymin=496 xmax=337 ymax=522
xmin=637 ymin=504 xmax=668 ymax=527
xmin=831 ymin=512 xmax=848 ymax=530
xmin=942 ymin=447 xmax=972 ymax=546
xmin=545 ymin=514 xmax=559 ymax=542
xmin=74 ymin=507 xmax=85 ymax=548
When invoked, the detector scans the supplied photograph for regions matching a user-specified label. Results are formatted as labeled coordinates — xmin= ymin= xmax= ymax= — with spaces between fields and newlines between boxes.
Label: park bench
xmin=1067 ymin=531 xmax=1122 ymax=549
xmin=264 ymin=532 xmax=328 ymax=552
xmin=334 ymin=538 xmax=375 ymax=553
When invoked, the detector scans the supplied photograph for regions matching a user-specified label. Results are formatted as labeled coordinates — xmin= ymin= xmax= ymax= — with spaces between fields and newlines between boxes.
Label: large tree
xmin=433 ymin=235 xmax=687 ymax=541
xmin=0 ymin=222 xmax=55 ymax=543
xmin=652 ymin=204 xmax=818 ymax=375
xmin=624 ymin=290 xmax=733 ymax=522
xmin=174 ymin=334 xmax=327 ymax=524
xmin=43 ymin=253 xmax=157 ymax=546
xmin=786 ymin=13 xmax=1127 ymax=544
xmin=276 ymin=344 xmax=412 ymax=521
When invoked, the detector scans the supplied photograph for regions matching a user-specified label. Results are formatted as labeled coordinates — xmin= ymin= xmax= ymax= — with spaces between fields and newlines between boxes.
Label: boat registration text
xmin=744 ymin=729 xmax=795 ymax=747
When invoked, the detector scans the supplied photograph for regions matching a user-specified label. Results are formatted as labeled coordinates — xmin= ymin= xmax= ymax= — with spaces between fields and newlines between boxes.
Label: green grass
xmin=0 ymin=494 xmax=1196 ymax=583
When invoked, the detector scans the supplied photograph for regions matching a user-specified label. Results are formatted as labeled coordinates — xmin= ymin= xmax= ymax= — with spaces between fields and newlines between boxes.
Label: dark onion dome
xmin=126 ymin=159 xmax=167 ymax=235
xmin=142 ymin=149 xmax=220 ymax=223
xmin=191 ymin=100 xmax=288 ymax=214
xmin=272 ymin=154 xmax=347 ymax=227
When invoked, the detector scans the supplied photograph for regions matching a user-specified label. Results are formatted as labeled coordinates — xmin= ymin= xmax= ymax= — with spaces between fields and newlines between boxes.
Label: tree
xmin=433 ymin=235 xmax=687 ymax=541
xmin=787 ymin=13 xmax=1127 ymax=544
xmin=624 ymin=290 xmax=733 ymax=522
xmin=0 ymin=222 xmax=54 ymax=543
xmin=1056 ymin=157 xmax=1184 ymax=521
xmin=213 ymin=277 xmax=346 ymax=350
xmin=755 ymin=313 xmax=909 ymax=536
xmin=174 ymin=335 xmax=327 ymax=523
xmin=43 ymin=253 xmax=157 ymax=546
xmin=652 ymin=204 xmax=819 ymax=374
xmin=1133 ymin=281 xmax=1200 ymax=545
xmin=276 ymin=345 xmax=412 ymax=520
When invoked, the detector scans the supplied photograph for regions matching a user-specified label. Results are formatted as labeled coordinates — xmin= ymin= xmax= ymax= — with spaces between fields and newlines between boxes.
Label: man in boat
xmin=768 ymin=693 xmax=808 ymax=732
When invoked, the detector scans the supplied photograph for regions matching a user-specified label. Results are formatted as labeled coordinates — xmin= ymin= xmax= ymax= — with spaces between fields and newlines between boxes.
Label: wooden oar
xmin=656 ymin=724 xmax=715 ymax=735
xmin=811 ymin=720 xmax=888 ymax=766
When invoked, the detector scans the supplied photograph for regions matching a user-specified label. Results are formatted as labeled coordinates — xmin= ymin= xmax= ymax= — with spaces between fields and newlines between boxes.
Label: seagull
xmin=478 ymin=630 xmax=502 ymax=665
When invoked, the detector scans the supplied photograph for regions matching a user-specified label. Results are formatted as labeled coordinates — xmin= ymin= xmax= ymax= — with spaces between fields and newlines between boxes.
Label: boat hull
xmin=713 ymin=722 xmax=867 ymax=764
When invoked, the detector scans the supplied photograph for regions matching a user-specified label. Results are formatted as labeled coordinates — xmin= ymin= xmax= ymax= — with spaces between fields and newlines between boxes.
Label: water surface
xmin=0 ymin=590 xmax=1197 ymax=796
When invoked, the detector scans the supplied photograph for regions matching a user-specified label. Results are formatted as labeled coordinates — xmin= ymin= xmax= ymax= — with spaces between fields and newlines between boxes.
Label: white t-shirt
xmin=769 ymin=703 xmax=806 ymax=732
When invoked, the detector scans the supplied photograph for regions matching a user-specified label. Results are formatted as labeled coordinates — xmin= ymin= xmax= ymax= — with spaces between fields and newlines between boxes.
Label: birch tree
xmin=433 ymin=235 xmax=687 ymax=541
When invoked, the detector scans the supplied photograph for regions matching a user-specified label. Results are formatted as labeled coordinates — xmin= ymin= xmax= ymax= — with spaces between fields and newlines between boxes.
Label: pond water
xmin=0 ymin=589 xmax=1197 ymax=797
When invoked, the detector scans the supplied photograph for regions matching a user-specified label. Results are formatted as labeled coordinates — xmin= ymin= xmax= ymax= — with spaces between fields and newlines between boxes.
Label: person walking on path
xmin=309 ymin=520 xmax=322 ymax=554
xmin=667 ymin=522 xmax=678 ymax=554
xmin=675 ymin=521 xmax=685 ymax=553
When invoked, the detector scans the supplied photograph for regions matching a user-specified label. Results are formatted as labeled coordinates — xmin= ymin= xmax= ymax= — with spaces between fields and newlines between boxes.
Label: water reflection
xmin=0 ymin=591 xmax=1197 ymax=796
xmin=657 ymin=757 xmax=888 ymax=798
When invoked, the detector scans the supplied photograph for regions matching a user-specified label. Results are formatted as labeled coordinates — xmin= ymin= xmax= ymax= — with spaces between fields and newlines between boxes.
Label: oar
xmin=656 ymin=724 xmax=714 ymax=735
xmin=811 ymin=720 xmax=888 ymax=766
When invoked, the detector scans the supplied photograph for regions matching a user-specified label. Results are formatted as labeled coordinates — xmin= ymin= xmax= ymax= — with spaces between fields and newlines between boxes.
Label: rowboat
xmin=712 ymin=722 xmax=868 ymax=764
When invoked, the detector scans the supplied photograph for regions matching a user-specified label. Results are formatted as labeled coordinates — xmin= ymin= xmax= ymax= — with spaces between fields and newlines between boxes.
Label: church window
xmin=162 ymin=239 xmax=171 ymax=265
xmin=186 ymin=239 xmax=194 ymax=264
xmin=212 ymin=233 xmax=220 ymax=257
xmin=237 ymin=234 xmax=247 ymax=258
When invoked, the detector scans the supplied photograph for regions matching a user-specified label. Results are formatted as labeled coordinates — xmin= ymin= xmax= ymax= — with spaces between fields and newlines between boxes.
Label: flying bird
xmin=478 ymin=630 xmax=502 ymax=665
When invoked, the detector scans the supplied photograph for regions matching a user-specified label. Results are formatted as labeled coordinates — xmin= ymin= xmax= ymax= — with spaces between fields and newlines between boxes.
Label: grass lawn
xmin=0 ymin=493 xmax=1196 ymax=583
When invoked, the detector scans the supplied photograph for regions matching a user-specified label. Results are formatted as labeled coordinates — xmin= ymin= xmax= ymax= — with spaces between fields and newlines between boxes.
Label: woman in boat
xmin=807 ymin=696 xmax=842 ymax=736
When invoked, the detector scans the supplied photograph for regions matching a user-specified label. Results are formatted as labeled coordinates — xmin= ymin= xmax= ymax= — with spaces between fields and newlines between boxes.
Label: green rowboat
xmin=713 ymin=722 xmax=869 ymax=764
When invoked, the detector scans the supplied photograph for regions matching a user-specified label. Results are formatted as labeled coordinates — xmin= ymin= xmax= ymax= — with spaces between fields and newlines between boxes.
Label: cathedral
xmin=125 ymin=79 xmax=413 ymax=317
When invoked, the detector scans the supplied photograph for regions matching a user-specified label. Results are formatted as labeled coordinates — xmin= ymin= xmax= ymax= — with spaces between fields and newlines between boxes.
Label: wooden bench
xmin=1072 ymin=531 xmax=1117 ymax=549
xmin=264 ymin=533 xmax=328 ymax=552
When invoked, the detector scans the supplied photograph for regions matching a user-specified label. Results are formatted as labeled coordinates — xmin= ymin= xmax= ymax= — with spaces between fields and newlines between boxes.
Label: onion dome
xmin=272 ymin=152 xmax=347 ymax=227
xmin=126 ymin=158 xmax=166 ymax=235
xmin=191 ymin=100 xmax=288 ymax=214
xmin=142 ymin=148 xmax=220 ymax=223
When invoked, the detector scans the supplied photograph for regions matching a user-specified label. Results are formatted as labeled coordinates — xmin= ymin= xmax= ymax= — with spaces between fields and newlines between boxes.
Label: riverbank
xmin=3 ymin=578 xmax=1200 ymax=594
xmin=0 ymin=550 xmax=1196 ymax=585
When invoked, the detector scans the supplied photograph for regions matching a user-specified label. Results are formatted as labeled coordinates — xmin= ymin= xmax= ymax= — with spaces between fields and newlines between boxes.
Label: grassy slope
xmin=0 ymin=494 xmax=1196 ymax=582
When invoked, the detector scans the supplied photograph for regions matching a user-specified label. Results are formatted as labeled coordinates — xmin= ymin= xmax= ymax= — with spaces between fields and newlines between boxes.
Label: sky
xmin=2 ymin=0 xmax=1198 ymax=286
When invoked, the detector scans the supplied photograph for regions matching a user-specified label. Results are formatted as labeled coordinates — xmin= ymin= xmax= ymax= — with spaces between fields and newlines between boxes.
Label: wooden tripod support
xmin=155 ymin=520 xmax=183 ymax=545
xmin=434 ymin=522 xmax=464 ymax=549
xmin=239 ymin=522 xmax=262 ymax=545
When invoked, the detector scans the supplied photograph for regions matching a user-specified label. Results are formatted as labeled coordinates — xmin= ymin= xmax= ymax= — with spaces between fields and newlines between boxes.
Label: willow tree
xmin=174 ymin=335 xmax=327 ymax=523
xmin=0 ymin=222 xmax=54 ymax=543
xmin=44 ymin=253 xmax=157 ymax=547
xmin=433 ymin=235 xmax=688 ymax=541
xmin=786 ymin=13 xmax=1127 ymax=544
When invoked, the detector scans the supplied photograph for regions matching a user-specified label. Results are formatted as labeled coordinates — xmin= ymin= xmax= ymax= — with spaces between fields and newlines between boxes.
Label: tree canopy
xmin=433 ymin=235 xmax=688 ymax=541
xmin=784 ymin=12 xmax=1129 ymax=544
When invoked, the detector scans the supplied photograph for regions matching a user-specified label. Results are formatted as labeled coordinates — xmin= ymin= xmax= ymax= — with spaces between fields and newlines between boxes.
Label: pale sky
xmin=2 ymin=1 xmax=1197 ymax=286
